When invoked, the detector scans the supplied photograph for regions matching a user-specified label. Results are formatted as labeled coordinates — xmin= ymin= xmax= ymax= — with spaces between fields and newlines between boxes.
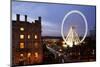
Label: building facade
xmin=12 ymin=14 xmax=43 ymax=66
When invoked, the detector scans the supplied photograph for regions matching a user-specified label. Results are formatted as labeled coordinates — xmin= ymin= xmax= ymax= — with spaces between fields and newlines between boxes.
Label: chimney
xmin=38 ymin=16 xmax=41 ymax=22
xmin=25 ymin=15 xmax=27 ymax=22
xmin=16 ymin=14 xmax=20 ymax=21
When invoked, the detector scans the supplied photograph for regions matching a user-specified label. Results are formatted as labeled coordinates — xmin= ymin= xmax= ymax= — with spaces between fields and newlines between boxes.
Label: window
xmin=20 ymin=43 xmax=24 ymax=48
xmin=28 ymin=35 xmax=30 ymax=39
xmin=34 ymin=52 xmax=39 ymax=58
xmin=20 ymin=27 xmax=24 ymax=31
xmin=20 ymin=54 xmax=24 ymax=57
xmin=20 ymin=35 xmax=24 ymax=39
xmin=27 ymin=53 xmax=31 ymax=58
xmin=35 ymin=35 xmax=37 ymax=39
xmin=34 ymin=42 xmax=38 ymax=48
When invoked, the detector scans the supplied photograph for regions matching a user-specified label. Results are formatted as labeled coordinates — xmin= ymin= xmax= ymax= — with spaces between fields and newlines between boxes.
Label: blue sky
xmin=12 ymin=1 xmax=96 ymax=37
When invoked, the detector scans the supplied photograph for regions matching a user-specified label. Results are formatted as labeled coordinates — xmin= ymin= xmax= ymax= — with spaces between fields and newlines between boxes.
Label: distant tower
xmin=65 ymin=26 xmax=80 ymax=47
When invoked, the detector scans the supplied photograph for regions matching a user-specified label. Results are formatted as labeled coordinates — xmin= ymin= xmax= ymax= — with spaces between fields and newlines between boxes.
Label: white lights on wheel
xmin=61 ymin=10 xmax=88 ymax=46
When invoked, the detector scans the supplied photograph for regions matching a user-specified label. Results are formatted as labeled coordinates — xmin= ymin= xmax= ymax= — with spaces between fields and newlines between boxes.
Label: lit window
xmin=35 ymin=35 xmax=37 ymax=39
xmin=34 ymin=52 xmax=39 ymax=58
xmin=20 ymin=35 xmax=24 ymax=39
xmin=27 ymin=53 xmax=31 ymax=58
xmin=20 ymin=54 xmax=24 ymax=57
xmin=20 ymin=27 xmax=24 ymax=31
xmin=28 ymin=35 xmax=30 ymax=39
xmin=20 ymin=43 xmax=24 ymax=48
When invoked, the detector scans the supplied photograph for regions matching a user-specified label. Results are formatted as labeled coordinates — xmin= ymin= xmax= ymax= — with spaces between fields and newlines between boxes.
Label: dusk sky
xmin=12 ymin=1 xmax=96 ymax=37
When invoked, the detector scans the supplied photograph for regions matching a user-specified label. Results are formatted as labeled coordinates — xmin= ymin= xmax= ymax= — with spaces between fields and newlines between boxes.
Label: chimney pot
xmin=38 ymin=16 xmax=41 ymax=22
xmin=25 ymin=15 xmax=27 ymax=22
xmin=16 ymin=14 xmax=20 ymax=21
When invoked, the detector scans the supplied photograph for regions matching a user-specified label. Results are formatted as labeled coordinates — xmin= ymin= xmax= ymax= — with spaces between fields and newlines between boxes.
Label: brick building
xmin=12 ymin=14 xmax=43 ymax=66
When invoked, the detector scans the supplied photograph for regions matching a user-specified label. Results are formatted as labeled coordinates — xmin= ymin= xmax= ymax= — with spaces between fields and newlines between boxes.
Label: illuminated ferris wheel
xmin=61 ymin=10 xmax=88 ymax=47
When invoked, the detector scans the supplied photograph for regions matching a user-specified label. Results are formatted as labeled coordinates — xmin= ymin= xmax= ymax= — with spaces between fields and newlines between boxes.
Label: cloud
xmin=42 ymin=21 xmax=61 ymax=36
xmin=12 ymin=1 xmax=49 ymax=19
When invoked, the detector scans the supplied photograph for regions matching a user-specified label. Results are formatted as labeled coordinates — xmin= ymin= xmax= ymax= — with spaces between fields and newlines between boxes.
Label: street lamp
xmin=62 ymin=41 xmax=67 ymax=48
